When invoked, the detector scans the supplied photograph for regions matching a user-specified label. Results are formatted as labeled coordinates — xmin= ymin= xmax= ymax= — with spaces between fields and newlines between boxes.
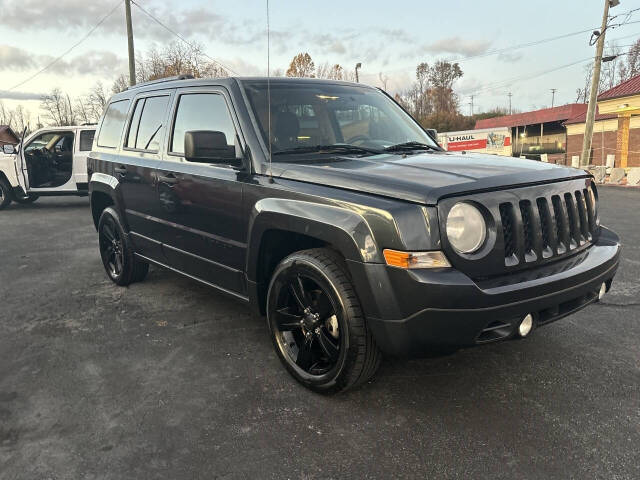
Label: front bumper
xmin=348 ymin=227 xmax=621 ymax=356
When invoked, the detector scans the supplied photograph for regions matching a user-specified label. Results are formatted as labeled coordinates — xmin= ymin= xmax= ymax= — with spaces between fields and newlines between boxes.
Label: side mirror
xmin=184 ymin=130 xmax=241 ymax=166
xmin=3 ymin=144 xmax=16 ymax=155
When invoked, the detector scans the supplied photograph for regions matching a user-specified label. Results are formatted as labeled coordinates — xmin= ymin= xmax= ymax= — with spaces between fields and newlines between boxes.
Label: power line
xmin=129 ymin=0 xmax=240 ymax=76
xmin=467 ymin=57 xmax=594 ymax=96
xmin=366 ymin=20 xmax=640 ymax=79
xmin=8 ymin=0 xmax=123 ymax=92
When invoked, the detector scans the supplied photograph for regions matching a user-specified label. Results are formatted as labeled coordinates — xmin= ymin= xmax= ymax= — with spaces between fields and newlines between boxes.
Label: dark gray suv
xmin=88 ymin=76 xmax=620 ymax=393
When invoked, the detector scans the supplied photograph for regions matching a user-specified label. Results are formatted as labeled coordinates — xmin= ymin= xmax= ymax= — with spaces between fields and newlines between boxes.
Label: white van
xmin=0 ymin=125 xmax=96 ymax=209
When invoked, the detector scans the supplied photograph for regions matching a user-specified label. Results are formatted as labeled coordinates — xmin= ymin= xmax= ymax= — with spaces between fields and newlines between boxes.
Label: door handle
xmin=157 ymin=173 xmax=179 ymax=185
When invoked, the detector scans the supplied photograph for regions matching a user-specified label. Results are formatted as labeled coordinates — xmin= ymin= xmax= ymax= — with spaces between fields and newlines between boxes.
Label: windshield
xmin=241 ymin=81 xmax=439 ymax=161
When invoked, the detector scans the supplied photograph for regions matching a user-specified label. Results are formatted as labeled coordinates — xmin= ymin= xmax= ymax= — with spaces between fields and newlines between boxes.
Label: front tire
xmin=98 ymin=207 xmax=149 ymax=286
xmin=0 ymin=179 xmax=13 ymax=210
xmin=267 ymin=248 xmax=381 ymax=394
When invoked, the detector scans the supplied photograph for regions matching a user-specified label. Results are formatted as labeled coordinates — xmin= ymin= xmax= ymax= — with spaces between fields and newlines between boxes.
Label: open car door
xmin=15 ymin=128 xmax=29 ymax=193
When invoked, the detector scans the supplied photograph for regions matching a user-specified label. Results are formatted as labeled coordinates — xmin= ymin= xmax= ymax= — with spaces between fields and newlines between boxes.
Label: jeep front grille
xmin=499 ymin=187 xmax=597 ymax=267
xmin=438 ymin=178 xmax=599 ymax=279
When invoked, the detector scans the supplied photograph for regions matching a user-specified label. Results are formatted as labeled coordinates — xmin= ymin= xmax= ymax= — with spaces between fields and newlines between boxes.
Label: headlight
xmin=446 ymin=202 xmax=487 ymax=254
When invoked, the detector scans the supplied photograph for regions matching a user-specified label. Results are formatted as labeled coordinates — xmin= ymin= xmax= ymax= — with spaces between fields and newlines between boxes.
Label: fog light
xmin=598 ymin=282 xmax=607 ymax=301
xmin=518 ymin=314 xmax=534 ymax=337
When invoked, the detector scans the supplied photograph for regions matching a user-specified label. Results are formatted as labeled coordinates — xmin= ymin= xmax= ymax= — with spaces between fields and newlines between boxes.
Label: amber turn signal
xmin=383 ymin=249 xmax=451 ymax=269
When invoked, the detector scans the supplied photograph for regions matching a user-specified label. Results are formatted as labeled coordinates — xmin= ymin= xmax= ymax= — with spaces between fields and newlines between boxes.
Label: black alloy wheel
xmin=98 ymin=207 xmax=149 ymax=286
xmin=267 ymin=248 xmax=381 ymax=393
xmin=100 ymin=215 xmax=124 ymax=279
xmin=273 ymin=270 xmax=342 ymax=376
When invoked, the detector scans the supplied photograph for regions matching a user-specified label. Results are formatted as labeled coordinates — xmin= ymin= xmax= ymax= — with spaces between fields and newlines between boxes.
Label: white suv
xmin=0 ymin=125 xmax=96 ymax=209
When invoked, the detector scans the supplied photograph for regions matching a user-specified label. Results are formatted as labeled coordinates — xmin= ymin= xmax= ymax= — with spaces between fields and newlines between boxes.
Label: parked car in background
xmin=0 ymin=125 xmax=96 ymax=209
xmin=88 ymin=76 xmax=620 ymax=393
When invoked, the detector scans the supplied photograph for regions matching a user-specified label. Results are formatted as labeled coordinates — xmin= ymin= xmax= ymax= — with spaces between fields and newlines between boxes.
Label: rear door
xmin=154 ymin=87 xmax=248 ymax=297
xmin=117 ymin=90 xmax=174 ymax=260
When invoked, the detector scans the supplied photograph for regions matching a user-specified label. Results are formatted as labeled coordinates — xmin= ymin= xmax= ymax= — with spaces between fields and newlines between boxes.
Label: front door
xmin=155 ymin=88 xmax=248 ymax=297
xmin=20 ymin=130 xmax=75 ymax=191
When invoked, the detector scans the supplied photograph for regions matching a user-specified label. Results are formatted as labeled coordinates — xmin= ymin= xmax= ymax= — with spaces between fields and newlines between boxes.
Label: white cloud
xmin=0 ymin=90 xmax=44 ymax=100
xmin=422 ymin=36 xmax=492 ymax=57
xmin=0 ymin=45 xmax=37 ymax=69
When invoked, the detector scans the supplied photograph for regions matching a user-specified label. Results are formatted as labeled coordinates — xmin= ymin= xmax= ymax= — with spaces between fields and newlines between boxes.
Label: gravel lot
xmin=1 ymin=187 xmax=639 ymax=479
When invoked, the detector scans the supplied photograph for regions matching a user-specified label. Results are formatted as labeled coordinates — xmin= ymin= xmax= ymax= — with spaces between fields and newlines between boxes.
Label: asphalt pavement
xmin=0 ymin=187 xmax=639 ymax=479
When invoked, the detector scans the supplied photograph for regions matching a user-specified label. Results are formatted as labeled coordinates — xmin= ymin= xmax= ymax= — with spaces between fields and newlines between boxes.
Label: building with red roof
xmin=473 ymin=104 xmax=588 ymax=164
xmin=565 ymin=73 xmax=640 ymax=168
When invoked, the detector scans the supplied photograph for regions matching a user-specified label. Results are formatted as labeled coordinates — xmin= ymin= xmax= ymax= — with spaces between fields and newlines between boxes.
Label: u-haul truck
xmin=438 ymin=127 xmax=512 ymax=156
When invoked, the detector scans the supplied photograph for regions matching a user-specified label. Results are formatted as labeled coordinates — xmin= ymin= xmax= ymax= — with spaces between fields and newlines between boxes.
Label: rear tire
xmin=13 ymin=194 xmax=39 ymax=204
xmin=98 ymin=207 xmax=148 ymax=286
xmin=0 ymin=179 xmax=13 ymax=210
xmin=266 ymin=248 xmax=381 ymax=394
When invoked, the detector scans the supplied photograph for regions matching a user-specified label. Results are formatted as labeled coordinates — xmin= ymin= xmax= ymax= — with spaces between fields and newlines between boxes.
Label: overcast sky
xmin=1 ymin=0 xmax=639 ymax=123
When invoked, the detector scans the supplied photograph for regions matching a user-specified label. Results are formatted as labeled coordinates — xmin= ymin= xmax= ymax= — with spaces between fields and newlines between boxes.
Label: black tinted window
xmin=79 ymin=130 xmax=95 ymax=151
xmin=127 ymin=96 xmax=169 ymax=152
xmin=97 ymin=100 xmax=129 ymax=148
xmin=171 ymin=94 xmax=235 ymax=154
xmin=126 ymin=99 xmax=144 ymax=149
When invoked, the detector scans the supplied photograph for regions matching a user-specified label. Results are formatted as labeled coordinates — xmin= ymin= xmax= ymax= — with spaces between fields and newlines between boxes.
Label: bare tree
xmin=41 ymin=88 xmax=76 ymax=126
xmin=619 ymin=38 xmax=640 ymax=82
xmin=111 ymin=41 xmax=229 ymax=94
xmin=88 ymin=82 xmax=108 ymax=120
xmin=601 ymin=41 xmax=621 ymax=90
xmin=0 ymin=101 xmax=15 ymax=129
xmin=575 ymin=43 xmax=619 ymax=103
xmin=317 ymin=62 xmax=346 ymax=80
xmin=112 ymin=74 xmax=129 ymax=94
xmin=12 ymin=105 xmax=30 ymax=133
xmin=74 ymin=97 xmax=93 ymax=125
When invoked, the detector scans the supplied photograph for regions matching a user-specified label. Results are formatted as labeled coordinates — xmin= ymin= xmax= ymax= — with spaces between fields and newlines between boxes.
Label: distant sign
xmin=438 ymin=128 xmax=512 ymax=156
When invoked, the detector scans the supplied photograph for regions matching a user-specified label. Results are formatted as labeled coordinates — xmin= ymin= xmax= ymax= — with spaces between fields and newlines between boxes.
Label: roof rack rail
xmin=127 ymin=74 xmax=195 ymax=90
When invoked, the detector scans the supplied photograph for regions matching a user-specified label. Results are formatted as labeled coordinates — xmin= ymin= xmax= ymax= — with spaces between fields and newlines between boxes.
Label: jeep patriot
xmin=87 ymin=76 xmax=620 ymax=393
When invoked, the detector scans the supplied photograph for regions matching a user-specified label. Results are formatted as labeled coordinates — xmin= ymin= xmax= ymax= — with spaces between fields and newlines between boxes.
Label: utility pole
xmin=550 ymin=88 xmax=557 ymax=108
xmin=355 ymin=63 xmax=362 ymax=83
xmin=581 ymin=0 xmax=617 ymax=166
xmin=125 ymin=0 xmax=136 ymax=86
xmin=508 ymin=92 xmax=512 ymax=115
xmin=469 ymin=95 xmax=474 ymax=116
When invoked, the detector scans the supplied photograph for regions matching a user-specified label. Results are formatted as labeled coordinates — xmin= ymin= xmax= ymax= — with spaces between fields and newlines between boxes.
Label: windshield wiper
xmin=274 ymin=144 xmax=383 ymax=156
xmin=383 ymin=141 xmax=440 ymax=152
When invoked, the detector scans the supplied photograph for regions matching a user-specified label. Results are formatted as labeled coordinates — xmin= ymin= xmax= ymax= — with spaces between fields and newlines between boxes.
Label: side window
xmin=125 ymin=96 xmax=169 ymax=152
xmin=170 ymin=93 xmax=236 ymax=156
xmin=24 ymin=132 xmax=56 ymax=153
xmin=97 ymin=100 xmax=130 ymax=148
xmin=125 ymin=100 xmax=144 ymax=149
xmin=79 ymin=130 xmax=95 ymax=151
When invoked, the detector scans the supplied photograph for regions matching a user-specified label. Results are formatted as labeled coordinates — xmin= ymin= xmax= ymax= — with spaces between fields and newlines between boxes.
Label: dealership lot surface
xmin=1 ymin=187 xmax=639 ymax=479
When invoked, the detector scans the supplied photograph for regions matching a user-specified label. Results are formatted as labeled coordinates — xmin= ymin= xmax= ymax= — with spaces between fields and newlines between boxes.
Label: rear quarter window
xmin=97 ymin=100 xmax=130 ymax=148
xmin=79 ymin=130 xmax=96 ymax=151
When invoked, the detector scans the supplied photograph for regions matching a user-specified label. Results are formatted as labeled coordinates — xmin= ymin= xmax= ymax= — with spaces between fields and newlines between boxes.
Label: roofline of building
xmin=597 ymin=73 xmax=640 ymax=101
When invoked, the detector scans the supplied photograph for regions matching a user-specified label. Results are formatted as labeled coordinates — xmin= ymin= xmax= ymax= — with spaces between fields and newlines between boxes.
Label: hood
xmin=273 ymin=151 xmax=588 ymax=205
